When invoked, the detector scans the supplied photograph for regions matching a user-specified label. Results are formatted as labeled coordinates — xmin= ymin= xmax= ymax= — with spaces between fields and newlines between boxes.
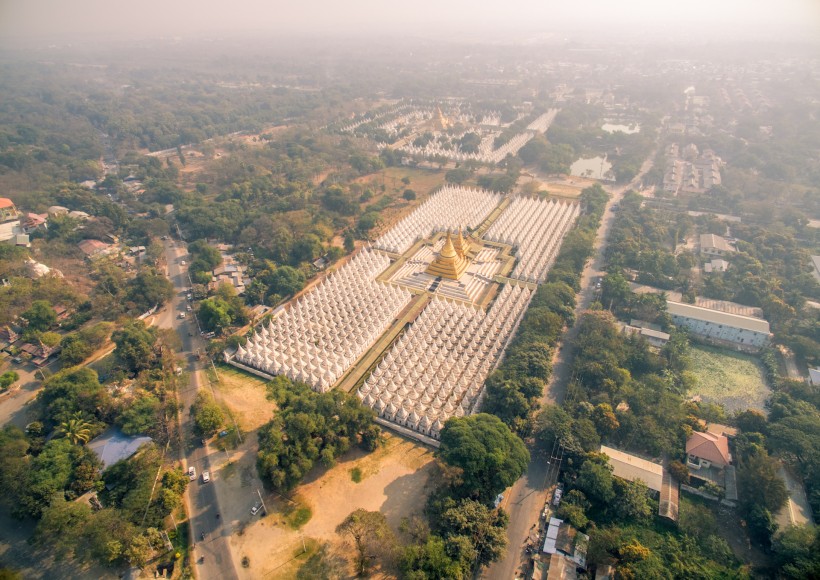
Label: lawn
xmin=688 ymin=344 xmax=770 ymax=414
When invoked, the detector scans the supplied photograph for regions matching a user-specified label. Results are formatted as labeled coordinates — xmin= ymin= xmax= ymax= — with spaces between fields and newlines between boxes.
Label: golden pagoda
xmin=426 ymin=233 xmax=468 ymax=280
xmin=453 ymin=228 xmax=470 ymax=259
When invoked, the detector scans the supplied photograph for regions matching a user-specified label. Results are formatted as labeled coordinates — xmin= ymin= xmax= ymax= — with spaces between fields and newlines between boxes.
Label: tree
xmin=112 ymin=320 xmax=156 ymax=374
xmin=190 ymin=392 xmax=224 ymax=437
xmin=58 ymin=412 xmax=94 ymax=445
xmin=400 ymin=535 xmax=467 ymax=580
xmin=437 ymin=414 xmax=529 ymax=503
xmin=438 ymin=498 xmax=508 ymax=569
xmin=34 ymin=495 xmax=92 ymax=559
xmin=737 ymin=450 xmax=788 ymax=514
xmin=22 ymin=300 xmax=57 ymax=332
xmin=38 ymin=366 xmax=109 ymax=427
xmin=403 ymin=189 xmax=417 ymax=201
xmin=198 ymin=298 xmax=233 ymax=334
xmin=772 ymin=525 xmax=820 ymax=579
xmin=667 ymin=460 xmax=689 ymax=484
xmin=575 ymin=455 xmax=615 ymax=505
xmin=336 ymin=509 xmax=393 ymax=576
xmin=127 ymin=268 xmax=174 ymax=312
xmin=267 ymin=266 xmax=306 ymax=298
xmin=0 ymin=371 xmax=19 ymax=390
xmin=612 ymin=478 xmax=652 ymax=522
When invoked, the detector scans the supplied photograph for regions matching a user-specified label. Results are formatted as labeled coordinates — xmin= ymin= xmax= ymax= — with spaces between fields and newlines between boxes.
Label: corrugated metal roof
xmin=601 ymin=445 xmax=664 ymax=492
xmin=667 ymin=301 xmax=771 ymax=334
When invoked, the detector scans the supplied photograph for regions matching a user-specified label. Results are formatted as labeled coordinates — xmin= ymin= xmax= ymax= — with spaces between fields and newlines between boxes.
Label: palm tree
xmin=58 ymin=412 xmax=94 ymax=445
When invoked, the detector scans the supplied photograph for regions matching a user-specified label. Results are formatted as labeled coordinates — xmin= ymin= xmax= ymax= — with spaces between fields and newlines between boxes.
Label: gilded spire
xmin=426 ymin=232 xmax=468 ymax=280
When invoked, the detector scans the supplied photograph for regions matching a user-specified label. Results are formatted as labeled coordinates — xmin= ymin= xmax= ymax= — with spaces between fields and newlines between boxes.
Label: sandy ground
xmin=214 ymin=365 xmax=274 ymax=432
xmin=221 ymin=432 xmax=436 ymax=580
xmin=208 ymin=365 xmax=437 ymax=578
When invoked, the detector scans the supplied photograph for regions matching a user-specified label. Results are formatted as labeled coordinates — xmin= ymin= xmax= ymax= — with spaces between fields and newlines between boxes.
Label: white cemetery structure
xmin=228 ymin=186 xmax=580 ymax=443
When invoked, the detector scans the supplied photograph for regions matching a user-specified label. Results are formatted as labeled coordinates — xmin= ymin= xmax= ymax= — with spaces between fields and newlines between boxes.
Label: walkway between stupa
xmin=334 ymin=292 xmax=431 ymax=394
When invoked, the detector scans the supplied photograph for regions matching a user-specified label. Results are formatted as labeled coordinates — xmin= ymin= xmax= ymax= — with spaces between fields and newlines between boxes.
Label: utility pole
xmin=256 ymin=488 xmax=268 ymax=516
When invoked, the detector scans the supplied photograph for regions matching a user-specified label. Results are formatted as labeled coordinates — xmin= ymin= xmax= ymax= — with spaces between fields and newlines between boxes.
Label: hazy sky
xmin=2 ymin=0 xmax=819 ymax=45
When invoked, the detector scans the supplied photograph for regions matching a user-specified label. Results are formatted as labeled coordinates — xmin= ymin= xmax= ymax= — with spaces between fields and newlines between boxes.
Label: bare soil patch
xmin=213 ymin=364 xmax=273 ymax=432
xmin=227 ymin=432 xmax=437 ymax=579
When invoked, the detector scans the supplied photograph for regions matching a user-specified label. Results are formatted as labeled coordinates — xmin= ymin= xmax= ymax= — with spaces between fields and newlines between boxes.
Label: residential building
xmin=809 ymin=368 xmax=820 ymax=386
xmin=542 ymin=517 xmax=588 ymax=569
xmin=686 ymin=431 xmax=731 ymax=470
xmin=667 ymin=300 xmax=771 ymax=348
xmin=600 ymin=445 xmax=679 ymax=521
xmin=0 ymin=198 xmax=23 ymax=243
xmin=700 ymin=234 xmax=734 ymax=256
xmin=78 ymin=239 xmax=114 ymax=259
xmin=703 ymin=258 xmax=730 ymax=273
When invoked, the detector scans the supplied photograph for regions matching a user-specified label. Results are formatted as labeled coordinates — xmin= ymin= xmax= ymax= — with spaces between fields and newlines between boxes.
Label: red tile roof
xmin=686 ymin=431 xmax=731 ymax=467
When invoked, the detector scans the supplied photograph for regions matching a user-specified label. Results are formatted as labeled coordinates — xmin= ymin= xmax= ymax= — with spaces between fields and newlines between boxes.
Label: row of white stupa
xmin=375 ymin=185 xmax=502 ymax=254
xmin=234 ymin=250 xmax=411 ymax=392
xmin=484 ymin=196 xmax=581 ymax=283
xmin=395 ymin=131 xmax=534 ymax=165
xmin=526 ymin=109 xmax=559 ymax=133
xmin=358 ymin=284 xmax=532 ymax=438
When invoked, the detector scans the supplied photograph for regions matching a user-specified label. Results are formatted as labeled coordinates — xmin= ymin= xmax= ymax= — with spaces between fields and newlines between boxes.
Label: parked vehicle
xmin=202 ymin=471 xmax=210 ymax=483
xmin=251 ymin=504 xmax=262 ymax=515
xmin=188 ymin=466 xmax=196 ymax=481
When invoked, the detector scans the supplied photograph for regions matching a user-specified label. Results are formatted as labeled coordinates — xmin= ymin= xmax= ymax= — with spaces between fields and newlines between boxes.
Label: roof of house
xmin=700 ymin=233 xmax=734 ymax=253
xmin=686 ymin=431 xmax=731 ymax=466
xmin=667 ymin=300 xmax=771 ymax=334
xmin=77 ymin=239 xmax=111 ymax=255
xmin=640 ymin=327 xmax=670 ymax=341
xmin=547 ymin=553 xmax=578 ymax=580
xmin=812 ymin=256 xmax=820 ymax=276
xmin=0 ymin=198 xmax=15 ymax=209
xmin=809 ymin=368 xmax=820 ymax=386
xmin=88 ymin=429 xmax=152 ymax=468
xmin=600 ymin=445 xmax=664 ymax=492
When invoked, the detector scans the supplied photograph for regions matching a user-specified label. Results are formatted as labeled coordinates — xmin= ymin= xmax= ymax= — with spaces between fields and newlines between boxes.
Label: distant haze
xmin=1 ymin=0 xmax=819 ymax=48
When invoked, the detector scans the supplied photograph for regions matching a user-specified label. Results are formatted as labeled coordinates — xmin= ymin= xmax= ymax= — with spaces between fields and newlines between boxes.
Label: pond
xmin=570 ymin=156 xmax=613 ymax=180
xmin=601 ymin=123 xmax=640 ymax=134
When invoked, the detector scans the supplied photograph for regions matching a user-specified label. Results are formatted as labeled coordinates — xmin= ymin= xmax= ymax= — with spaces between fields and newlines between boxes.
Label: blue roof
xmin=88 ymin=428 xmax=152 ymax=468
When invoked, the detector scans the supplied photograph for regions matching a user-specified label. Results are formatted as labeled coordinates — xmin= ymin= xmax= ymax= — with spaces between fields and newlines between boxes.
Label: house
xmin=687 ymin=431 xmax=731 ymax=470
xmin=77 ymin=239 xmax=114 ymax=259
xmin=47 ymin=205 xmax=69 ymax=217
xmin=703 ymin=258 xmax=729 ymax=273
xmin=68 ymin=210 xmax=91 ymax=221
xmin=811 ymin=256 xmax=820 ymax=282
xmin=546 ymin=553 xmax=577 ymax=580
xmin=0 ymin=197 xmax=23 ymax=243
xmin=601 ymin=445 xmax=664 ymax=491
xmin=809 ymin=368 xmax=820 ymax=386
xmin=88 ymin=429 xmax=152 ymax=469
xmin=700 ymin=234 xmax=734 ymax=256
xmin=667 ymin=300 xmax=771 ymax=348
xmin=601 ymin=445 xmax=679 ymax=521
xmin=22 ymin=212 xmax=48 ymax=233
xmin=543 ymin=517 xmax=588 ymax=569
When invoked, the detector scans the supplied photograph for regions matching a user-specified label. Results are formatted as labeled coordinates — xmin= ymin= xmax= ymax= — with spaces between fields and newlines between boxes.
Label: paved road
xmin=159 ymin=239 xmax=238 ymax=580
xmin=483 ymin=155 xmax=657 ymax=580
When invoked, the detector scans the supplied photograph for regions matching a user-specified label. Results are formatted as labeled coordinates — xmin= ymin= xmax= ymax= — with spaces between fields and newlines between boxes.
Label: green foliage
xmin=266 ymin=265 xmax=306 ymax=298
xmin=22 ymin=300 xmax=57 ymax=332
xmin=336 ymin=509 xmax=393 ymax=576
xmin=772 ymin=525 xmax=820 ymax=579
xmin=437 ymin=414 xmax=529 ymax=503
xmin=117 ymin=395 xmax=162 ymax=436
xmin=190 ymin=391 xmax=224 ymax=437
xmin=126 ymin=268 xmax=174 ymax=313
xmin=57 ymin=412 xmax=95 ymax=445
xmin=257 ymin=378 xmax=379 ymax=491
xmin=0 ymin=371 xmax=19 ymax=390
xmin=112 ymin=320 xmax=157 ymax=374
xmin=198 ymin=283 xmax=249 ymax=334
xmin=38 ymin=366 xmax=109 ymax=428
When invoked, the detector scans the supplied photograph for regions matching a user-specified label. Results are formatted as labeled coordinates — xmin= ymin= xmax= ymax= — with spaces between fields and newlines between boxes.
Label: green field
xmin=688 ymin=344 xmax=770 ymax=414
